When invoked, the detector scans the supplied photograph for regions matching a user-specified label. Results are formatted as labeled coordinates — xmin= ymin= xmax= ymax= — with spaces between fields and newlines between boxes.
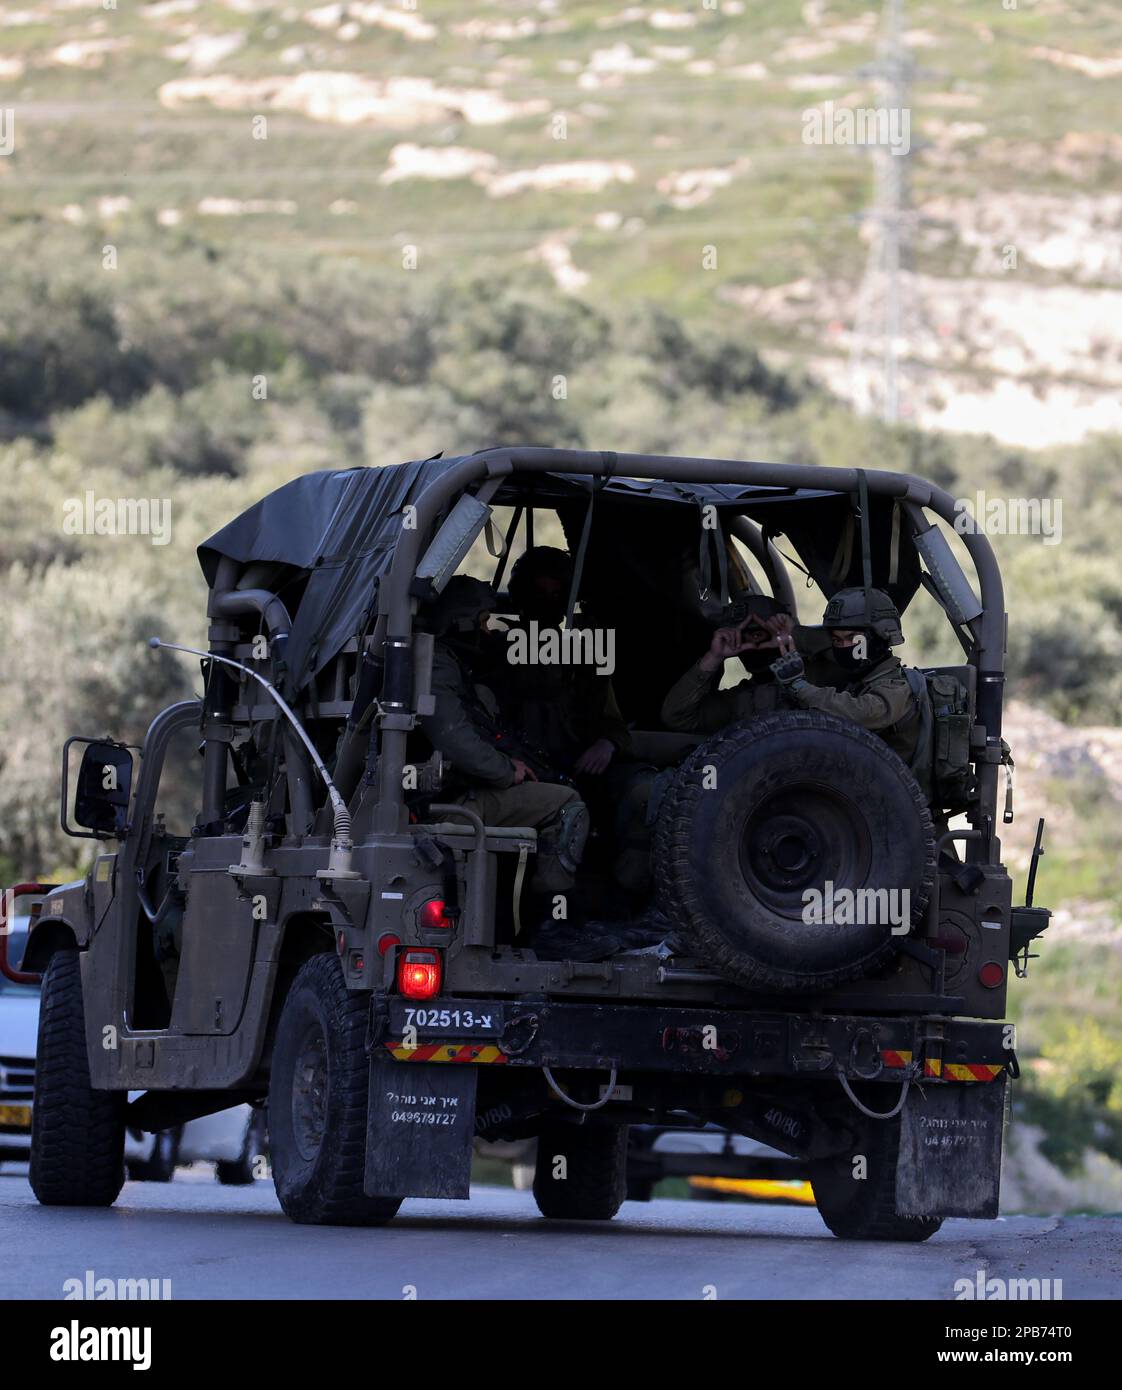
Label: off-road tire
xmin=811 ymin=1104 xmax=943 ymax=1242
xmin=654 ymin=710 xmax=936 ymax=992
xmin=269 ymin=952 xmax=401 ymax=1227
xmin=532 ymin=1121 xmax=628 ymax=1221
xmin=29 ymin=949 xmax=125 ymax=1207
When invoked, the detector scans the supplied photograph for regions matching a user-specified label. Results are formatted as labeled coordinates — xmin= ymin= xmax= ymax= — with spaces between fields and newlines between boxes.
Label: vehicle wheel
xmin=533 ymin=1121 xmax=628 ymax=1220
xmin=810 ymin=1105 xmax=942 ymax=1243
xmin=654 ymin=710 xmax=936 ymax=992
xmin=216 ymin=1108 xmax=267 ymax=1186
xmin=268 ymin=952 xmax=401 ymax=1227
xmin=128 ymin=1127 xmax=180 ymax=1183
xmin=29 ymin=950 xmax=125 ymax=1207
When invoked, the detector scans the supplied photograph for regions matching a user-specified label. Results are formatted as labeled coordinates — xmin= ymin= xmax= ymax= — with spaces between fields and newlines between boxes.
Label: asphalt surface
xmin=2 ymin=1163 xmax=1118 ymax=1300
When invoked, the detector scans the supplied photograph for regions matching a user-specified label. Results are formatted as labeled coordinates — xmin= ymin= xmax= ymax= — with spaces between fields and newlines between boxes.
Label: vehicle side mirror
xmin=62 ymin=737 xmax=135 ymax=839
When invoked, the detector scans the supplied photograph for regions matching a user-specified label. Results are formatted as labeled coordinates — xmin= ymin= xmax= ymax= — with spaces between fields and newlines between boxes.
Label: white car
xmin=0 ymin=886 xmax=42 ymax=1162
xmin=1 ymin=883 xmax=265 ymax=1182
xmin=124 ymin=1102 xmax=267 ymax=1185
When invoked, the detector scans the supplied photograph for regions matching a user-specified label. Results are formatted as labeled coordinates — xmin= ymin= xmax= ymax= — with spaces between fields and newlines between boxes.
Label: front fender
xmin=22 ymin=880 xmax=88 ymax=969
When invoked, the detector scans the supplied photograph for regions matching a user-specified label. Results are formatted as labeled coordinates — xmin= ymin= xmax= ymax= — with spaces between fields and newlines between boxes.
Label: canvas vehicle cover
xmin=197 ymin=460 xmax=924 ymax=700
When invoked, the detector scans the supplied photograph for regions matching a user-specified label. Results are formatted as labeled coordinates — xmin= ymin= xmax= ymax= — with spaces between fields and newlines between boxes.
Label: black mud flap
xmin=896 ymin=1074 xmax=1008 ymax=1218
xmin=365 ymin=1057 xmax=478 ymax=1200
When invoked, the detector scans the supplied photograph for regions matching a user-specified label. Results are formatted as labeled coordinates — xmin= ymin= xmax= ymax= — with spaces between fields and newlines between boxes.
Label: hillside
xmin=3 ymin=1 xmax=1122 ymax=442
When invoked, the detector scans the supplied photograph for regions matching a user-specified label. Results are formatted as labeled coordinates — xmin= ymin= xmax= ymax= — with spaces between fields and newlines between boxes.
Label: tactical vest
xmin=900 ymin=667 xmax=976 ymax=811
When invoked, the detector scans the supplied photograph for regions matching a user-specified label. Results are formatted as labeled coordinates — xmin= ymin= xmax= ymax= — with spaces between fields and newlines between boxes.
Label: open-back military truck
xmin=24 ymin=449 xmax=1050 ymax=1237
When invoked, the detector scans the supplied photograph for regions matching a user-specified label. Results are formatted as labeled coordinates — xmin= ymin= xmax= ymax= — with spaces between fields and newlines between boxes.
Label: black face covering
xmin=833 ymin=634 xmax=889 ymax=674
xmin=833 ymin=646 xmax=865 ymax=673
xmin=741 ymin=648 xmax=779 ymax=675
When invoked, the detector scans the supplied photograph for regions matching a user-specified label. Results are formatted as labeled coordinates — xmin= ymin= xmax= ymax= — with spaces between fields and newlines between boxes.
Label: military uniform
xmin=661 ymin=661 xmax=786 ymax=733
xmin=771 ymin=587 xmax=923 ymax=763
xmin=419 ymin=642 xmax=587 ymax=893
xmin=484 ymin=623 xmax=631 ymax=772
xmin=782 ymin=653 xmax=921 ymax=762
xmin=661 ymin=628 xmax=839 ymax=735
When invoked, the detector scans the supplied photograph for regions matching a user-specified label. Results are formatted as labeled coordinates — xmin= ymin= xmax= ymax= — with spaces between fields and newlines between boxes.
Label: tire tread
xmin=29 ymin=950 xmax=125 ymax=1207
xmin=532 ymin=1122 xmax=628 ymax=1221
xmin=654 ymin=710 xmax=936 ymax=991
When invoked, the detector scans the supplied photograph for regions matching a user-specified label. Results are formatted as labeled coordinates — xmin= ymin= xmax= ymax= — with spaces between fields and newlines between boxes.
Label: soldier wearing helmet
xmin=768 ymin=586 xmax=923 ymax=762
xmin=418 ymin=575 xmax=618 ymax=961
xmin=492 ymin=547 xmax=665 ymax=912
xmin=495 ymin=545 xmax=631 ymax=776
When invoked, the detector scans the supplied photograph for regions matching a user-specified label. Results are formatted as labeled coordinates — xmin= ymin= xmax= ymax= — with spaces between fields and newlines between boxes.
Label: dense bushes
xmin=1 ymin=229 xmax=1119 ymax=875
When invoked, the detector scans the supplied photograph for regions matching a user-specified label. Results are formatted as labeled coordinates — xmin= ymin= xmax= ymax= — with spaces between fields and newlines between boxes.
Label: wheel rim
xmin=739 ymin=784 xmax=873 ymax=916
xmin=290 ymin=1022 xmax=329 ymax=1163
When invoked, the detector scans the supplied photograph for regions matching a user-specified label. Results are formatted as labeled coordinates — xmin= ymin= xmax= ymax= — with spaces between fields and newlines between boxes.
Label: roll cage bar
xmin=370 ymin=448 xmax=1007 ymax=861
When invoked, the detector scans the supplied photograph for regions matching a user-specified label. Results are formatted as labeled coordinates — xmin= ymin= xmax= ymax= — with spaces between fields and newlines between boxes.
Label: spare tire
xmin=654 ymin=709 xmax=935 ymax=992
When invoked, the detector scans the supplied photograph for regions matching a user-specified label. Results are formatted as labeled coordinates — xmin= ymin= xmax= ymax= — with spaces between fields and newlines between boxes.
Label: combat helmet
xmin=713 ymin=590 xmax=792 ymax=629
xmin=424 ymin=575 xmax=497 ymax=636
xmin=822 ymin=587 xmax=904 ymax=646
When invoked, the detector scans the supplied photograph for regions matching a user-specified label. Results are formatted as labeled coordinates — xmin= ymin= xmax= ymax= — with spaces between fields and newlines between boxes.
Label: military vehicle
xmin=23 ymin=449 xmax=1050 ymax=1237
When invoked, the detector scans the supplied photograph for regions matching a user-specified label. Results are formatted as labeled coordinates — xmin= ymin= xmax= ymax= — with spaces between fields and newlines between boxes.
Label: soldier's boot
xmin=523 ymin=891 xmax=623 ymax=962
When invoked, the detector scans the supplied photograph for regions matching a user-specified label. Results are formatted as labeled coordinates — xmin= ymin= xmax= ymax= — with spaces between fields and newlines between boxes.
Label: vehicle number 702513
xmin=403 ymin=1007 xmax=495 ymax=1031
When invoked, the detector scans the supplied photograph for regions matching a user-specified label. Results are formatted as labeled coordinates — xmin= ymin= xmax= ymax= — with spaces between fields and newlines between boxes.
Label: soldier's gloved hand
xmin=770 ymin=651 xmax=807 ymax=688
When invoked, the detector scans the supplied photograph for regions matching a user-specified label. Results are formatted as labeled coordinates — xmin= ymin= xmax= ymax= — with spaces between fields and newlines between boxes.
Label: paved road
xmin=2 ymin=1164 xmax=1118 ymax=1300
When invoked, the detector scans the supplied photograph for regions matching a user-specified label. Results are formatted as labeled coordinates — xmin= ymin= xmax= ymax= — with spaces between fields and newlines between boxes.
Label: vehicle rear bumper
xmin=377 ymin=996 xmax=1012 ymax=1084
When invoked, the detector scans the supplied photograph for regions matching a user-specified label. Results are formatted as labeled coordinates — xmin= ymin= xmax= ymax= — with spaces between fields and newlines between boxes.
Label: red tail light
xmin=978 ymin=961 xmax=1005 ymax=989
xmin=418 ymin=898 xmax=454 ymax=931
xmin=397 ymin=948 xmax=442 ymax=1000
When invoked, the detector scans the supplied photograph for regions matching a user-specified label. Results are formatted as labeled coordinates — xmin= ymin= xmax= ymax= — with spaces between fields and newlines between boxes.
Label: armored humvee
xmin=23 ymin=448 xmax=1050 ymax=1237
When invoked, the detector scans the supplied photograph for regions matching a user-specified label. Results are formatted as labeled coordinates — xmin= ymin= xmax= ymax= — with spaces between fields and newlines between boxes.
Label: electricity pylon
xmin=849 ymin=0 xmax=930 ymax=425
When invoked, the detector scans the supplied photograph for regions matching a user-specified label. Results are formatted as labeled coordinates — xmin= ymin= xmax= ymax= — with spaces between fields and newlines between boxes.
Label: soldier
xmin=768 ymin=587 xmax=922 ymax=761
xmin=418 ymin=576 xmax=621 ymax=961
xmin=491 ymin=545 xmax=631 ymax=776
xmin=491 ymin=546 xmax=665 ymax=907
xmin=661 ymin=593 xmax=806 ymax=734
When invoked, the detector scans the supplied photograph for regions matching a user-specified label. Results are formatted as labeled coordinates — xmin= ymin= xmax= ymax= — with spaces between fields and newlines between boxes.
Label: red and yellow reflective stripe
xmin=945 ymin=1062 xmax=1004 ymax=1082
xmin=384 ymin=1040 xmax=508 ymax=1064
xmin=880 ymin=1049 xmax=913 ymax=1068
xmin=924 ymin=1058 xmax=1003 ymax=1082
